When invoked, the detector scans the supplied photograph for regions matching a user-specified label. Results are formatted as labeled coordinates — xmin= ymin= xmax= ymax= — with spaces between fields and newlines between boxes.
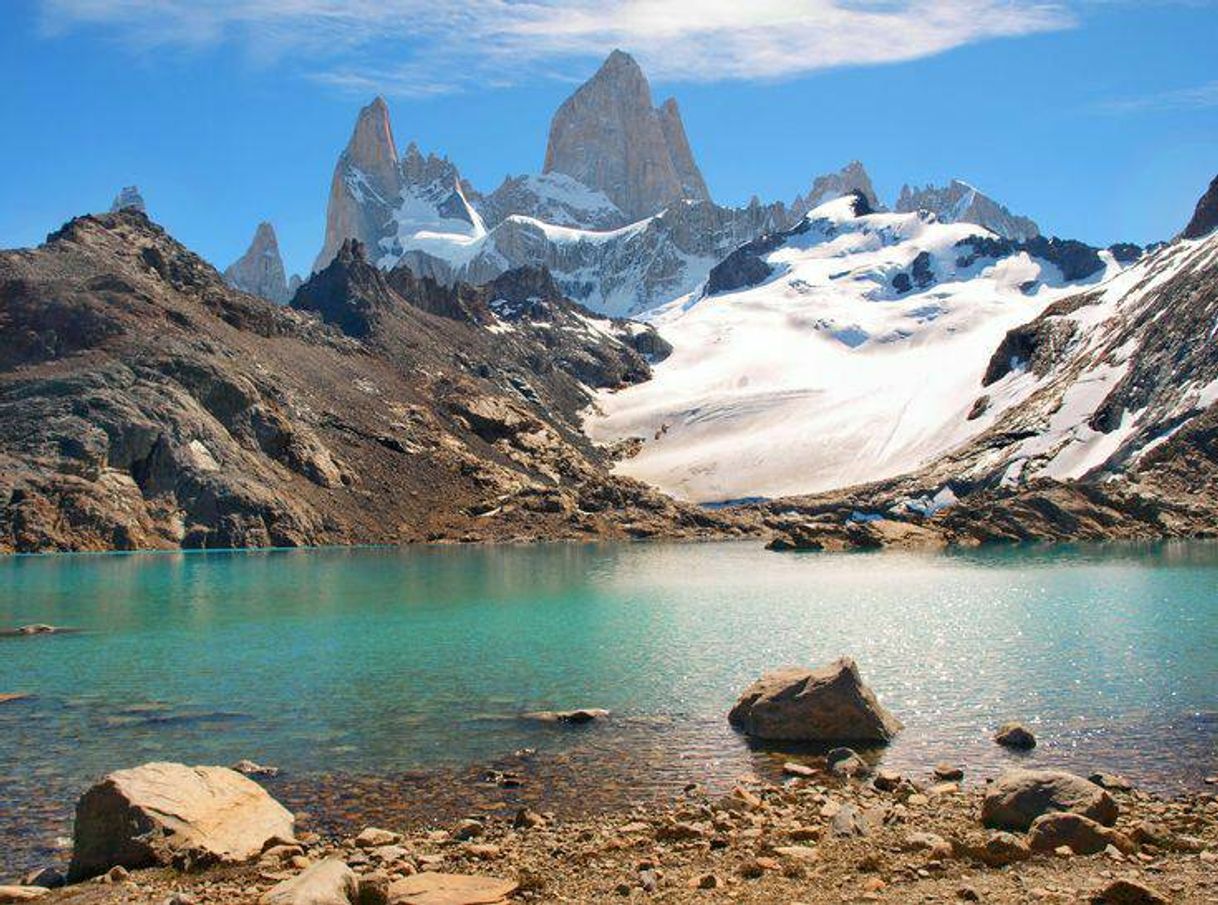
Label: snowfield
xmin=585 ymin=197 xmax=1124 ymax=503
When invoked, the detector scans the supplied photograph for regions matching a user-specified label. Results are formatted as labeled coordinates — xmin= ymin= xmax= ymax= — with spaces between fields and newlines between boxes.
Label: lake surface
xmin=2 ymin=540 xmax=1217 ymax=875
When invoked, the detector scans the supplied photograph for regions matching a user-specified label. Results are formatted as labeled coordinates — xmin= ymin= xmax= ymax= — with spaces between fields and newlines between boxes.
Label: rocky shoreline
xmin=4 ymin=661 xmax=1216 ymax=904
xmin=5 ymin=756 xmax=1215 ymax=904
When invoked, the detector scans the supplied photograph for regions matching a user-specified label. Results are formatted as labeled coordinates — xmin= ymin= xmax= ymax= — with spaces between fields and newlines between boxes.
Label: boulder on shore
xmin=728 ymin=657 xmax=902 ymax=742
xmin=981 ymin=769 xmax=1118 ymax=832
xmin=68 ymin=761 xmax=295 ymax=881
xmin=1027 ymin=812 xmax=1133 ymax=855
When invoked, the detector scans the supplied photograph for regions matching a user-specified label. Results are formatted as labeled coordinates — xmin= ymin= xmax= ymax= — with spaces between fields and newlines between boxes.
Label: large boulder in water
xmin=728 ymin=657 xmax=902 ymax=742
xmin=68 ymin=761 xmax=295 ymax=881
xmin=981 ymin=769 xmax=1118 ymax=832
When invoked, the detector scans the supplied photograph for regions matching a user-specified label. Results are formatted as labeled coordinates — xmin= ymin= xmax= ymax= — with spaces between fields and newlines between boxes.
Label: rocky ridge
xmin=0 ymin=209 xmax=753 ymax=553
xmin=896 ymin=179 xmax=1040 ymax=241
xmin=758 ymin=183 xmax=1218 ymax=549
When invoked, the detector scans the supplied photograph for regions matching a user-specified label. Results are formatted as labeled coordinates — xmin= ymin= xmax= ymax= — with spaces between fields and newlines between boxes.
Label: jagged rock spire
xmin=543 ymin=50 xmax=711 ymax=221
xmin=224 ymin=221 xmax=290 ymax=305
xmin=110 ymin=186 xmax=146 ymax=213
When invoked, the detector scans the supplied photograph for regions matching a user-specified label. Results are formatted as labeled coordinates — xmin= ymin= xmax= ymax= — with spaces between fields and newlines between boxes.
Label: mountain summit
xmin=224 ymin=221 xmax=291 ymax=305
xmin=542 ymin=50 xmax=711 ymax=221
xmin=314 ymin=98 xmax=482 ymax=272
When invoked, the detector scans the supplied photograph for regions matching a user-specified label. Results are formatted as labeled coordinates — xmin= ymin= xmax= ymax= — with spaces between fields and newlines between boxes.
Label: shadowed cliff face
xmin=1183 ymin=175 xmax=1218 ymax=240
xmin=0 ymin=211 xmax=751 ymax=553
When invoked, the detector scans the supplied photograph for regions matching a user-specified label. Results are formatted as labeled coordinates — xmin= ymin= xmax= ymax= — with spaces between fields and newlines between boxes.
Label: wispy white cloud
xmin=39 ymin=0 xmax=1076 ymax=96
xmin=1097 ymin=80 xmax=1218 ymax=114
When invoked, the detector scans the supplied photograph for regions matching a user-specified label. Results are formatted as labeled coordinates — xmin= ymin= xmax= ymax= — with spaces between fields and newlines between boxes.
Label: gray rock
xmin=260 ymin=859 xmax=358 ymax=905
xmin=1090 ymin=879 xmax=1169 ymax=905
xmin=224 ymin=223 xmax=291 ymax=305
xmin=829 ymin=803 xmax=868 ymax=837
xmin=981 ymin=769 xmax=1118 ymax=832
xmin=728 ymin=657 xmax=902 ymax=742
xmin=109 ymin=186 xmax=146 ymax=214
xmin=542 ymin=50 xmax=709 ymax=222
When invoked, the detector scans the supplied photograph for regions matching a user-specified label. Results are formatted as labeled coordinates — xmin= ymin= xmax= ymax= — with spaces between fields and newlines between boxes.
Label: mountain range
xmin=233 ymin=50 xmax=1084 ymax=319
xmin=0 ymin=49 xmax=1214 ymax=553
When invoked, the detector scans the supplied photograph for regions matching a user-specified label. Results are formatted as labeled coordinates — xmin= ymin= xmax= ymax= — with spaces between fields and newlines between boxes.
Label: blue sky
xmin=1 ymin=1 xmax=1215 ymax=278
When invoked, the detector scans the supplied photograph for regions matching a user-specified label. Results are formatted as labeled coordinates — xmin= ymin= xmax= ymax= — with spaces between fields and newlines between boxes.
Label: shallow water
xmin=2 ymin=540 xmax=1217 ymax=874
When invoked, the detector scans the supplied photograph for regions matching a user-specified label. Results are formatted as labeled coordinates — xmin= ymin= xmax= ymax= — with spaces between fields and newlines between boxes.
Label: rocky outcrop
xmin=224 ymin=222 xmax=290 ymax=304
xmin=68 ymin=762 xmax=295 ymax=881
xmin=314 ymin=99 xmax=481 ymax=272
xmin=896 ymin=179 xmax=1039 ymax=241
xmin=980 ymin=769 xmax=1119 ymax=832
xmin=109 ymin=186 xmax=145 ymax=214
xmin=0 ymin=209 xmax=754 ymax=552
xmin=789 ymin=161 xmax=880 ymax=223
xmin=542 ymin=50 xmax=711 ymax=222
xmin=728 ymin=657 xmax=903 ymax=742
xmin=1182 ymin=173 xmax=1218 ymax=239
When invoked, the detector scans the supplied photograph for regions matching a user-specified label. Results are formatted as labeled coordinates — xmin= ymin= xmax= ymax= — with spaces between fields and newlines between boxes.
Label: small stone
xmin=513 ymin=807 xmax=546 ymax=829
xmin=19 ymin=869 xmax=62 ymax=890
xmin=830 ymin=803 xmax=868 ymax=838
xmin=826 ymin=747 xmax=870 ymax=778
xmin=464 ymin=844 xmax=500 ymax=861
xmin=873 ymin=769 xmax=902 ymax=791
xmin=1029 ymin=812 xmax=1134 ymax=856
xmin=934 ymin=763 xmax=965 ymax=782
xmin=0 ymin=888 xmax=51 ymax=903
xmin=957 ymin=886 xmax=980 ymax=902
xmin=355 ymin=827 xmax=402 ymax=849
xmin=1089 ymin=773 xmax=1133 ymax=792
xmin=232 ymin=759 xmax=281 ymax=777
xmin=994 ymin=721 xmax=1037 ymax=749
xmin=692 ymin=874 xmax=722 ymax=889
xmin=105 ymin=866 xmax=130 ymax=884
xmin=783 ymin=761 xmax=817 ymax=778
xmin=1090 ymin=878 xmax=1169 ymax=904
xmin=451 ymin=819 xmax=484 ymax=841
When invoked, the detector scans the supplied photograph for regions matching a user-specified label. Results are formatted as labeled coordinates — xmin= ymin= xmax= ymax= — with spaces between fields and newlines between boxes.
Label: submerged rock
xmin=728 ymin=657 xmax=902 ymax=742
xmin=68 ymin=761 xmax=295 ymax=881
xmin=981 ymin=769 xmax=1118 ymax=832
xmin=521 ymin=708 xmax=610 ymax=724
xmin=994 ymin=721 xmax=1037 ymax=749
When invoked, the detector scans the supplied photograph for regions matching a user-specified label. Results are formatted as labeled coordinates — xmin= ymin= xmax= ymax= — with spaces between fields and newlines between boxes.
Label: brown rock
xmin=981 ymin=769 xmax=1118 ymax=831
xmin=0 ymin=889 xmax=50 ymax=903
xmin=1090 ymin=878 xmax=1170 ymax=905
xmin=1027 ymin=812 xmax=1133 ymax=855
xmin=728 ymin=657 xmax=902 ymax=742
xmin=994 ymin=721 xmax=1037 ymax=749
xmin=953 ymin=831 xmax=1031 ymax=867
xmin=355 ymin=828 xmax=402 ymax=849
xmin=260 ymin=859 xmax=358 ymax=905
xmin=68 ymin=761 xmax=295 ymax=881
xmin=387 ymin=873 xmax=518 ymax=905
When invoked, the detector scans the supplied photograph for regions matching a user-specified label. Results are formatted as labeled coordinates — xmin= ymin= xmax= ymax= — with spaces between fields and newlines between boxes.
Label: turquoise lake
xmin=2 ymin=540 xmax=1217 ymax=873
